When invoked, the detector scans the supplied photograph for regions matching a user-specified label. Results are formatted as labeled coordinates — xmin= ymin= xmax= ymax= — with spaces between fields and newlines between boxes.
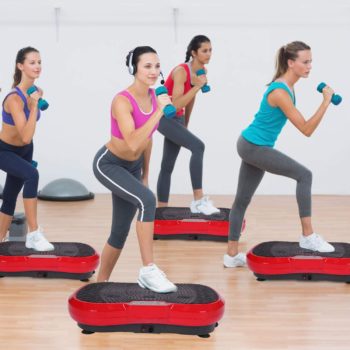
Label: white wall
xmin=0 ymin=0 xmax=349 ymax=195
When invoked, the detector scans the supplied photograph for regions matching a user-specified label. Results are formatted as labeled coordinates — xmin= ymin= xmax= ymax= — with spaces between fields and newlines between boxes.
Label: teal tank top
xmin=241 ymin=82 xmax=295 ymax=147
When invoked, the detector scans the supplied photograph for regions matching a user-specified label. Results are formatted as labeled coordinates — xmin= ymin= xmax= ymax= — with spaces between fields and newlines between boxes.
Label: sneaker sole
xmin=223 ymin=263 xmax=246 ymax=268
xmin=197 ymin=209 xmax=221 ymax=215
xmin=299 ymin=244 xmax=335 ymax=253
xmin=313 ymin=246 xmax=335 ymax=253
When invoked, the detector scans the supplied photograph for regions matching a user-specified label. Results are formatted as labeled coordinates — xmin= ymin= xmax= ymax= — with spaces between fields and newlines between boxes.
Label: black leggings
xmin=230 ymin=136 xmax=312 ymax=241
xmin=93 ymin=146 xmax=156 ymax=249
xmin=157 ymin=115 xmax=205 ymax=202
xmin=0 ymin=139 xmax=38 ymax=216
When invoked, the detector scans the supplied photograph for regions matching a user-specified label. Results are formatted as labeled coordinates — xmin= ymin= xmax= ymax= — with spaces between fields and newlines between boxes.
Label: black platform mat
xmin=76 ymin=283 xmax=219 ymax=304
xmin=155 ymin=207 xmax=229 ymax=221
xmin=252 ymin=241 xmax=350 ymax=258
xmin=0 ymin=242 xmax=95 ymax=257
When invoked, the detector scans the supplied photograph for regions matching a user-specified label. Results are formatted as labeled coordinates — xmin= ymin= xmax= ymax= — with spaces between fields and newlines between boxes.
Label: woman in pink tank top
xmin=93 ymin=46 xmax=177 ymax=293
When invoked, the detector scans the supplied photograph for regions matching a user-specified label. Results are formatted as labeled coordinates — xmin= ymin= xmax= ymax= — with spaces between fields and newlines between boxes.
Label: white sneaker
xmin=25 ymin=227 xmax=54 ymax=252
xmin=223 ymin=252 xmax=247 ymax=268
xmin=138 ymin=264 xmax=177 ymax=293
xmin=190 ymin=196 xmax=220 ymax=215
xmin=299 ymin=233 xmax=335 ymax=253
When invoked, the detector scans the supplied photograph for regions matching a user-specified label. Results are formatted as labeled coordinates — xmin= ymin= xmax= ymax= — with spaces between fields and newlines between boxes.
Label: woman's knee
xmin=107 ymin=231 xmax=128 ymax=249
xmin=192 ymin=139 xmax=205 ymax=155
xmin=23 ymin=168 xmax=39 ymax=197
xmin=138 ymin=191 xmax=156 ymax=221
xmin=300 ymin=167 xmax=313 ymax=185
xmin=0 ymin=199 xmax=16 ymax=216
xmin=142 ymin=191 xmax=156 ymax=210
xmin=24 ymin=168 xmax=39 ymax=183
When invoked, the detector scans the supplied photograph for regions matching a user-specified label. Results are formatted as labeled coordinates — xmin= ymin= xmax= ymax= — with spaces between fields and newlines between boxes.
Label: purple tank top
xmin=111 ymin=89 xmax=158 ymax=139
xmin=2 ymin=87 xmax=41 ymax=125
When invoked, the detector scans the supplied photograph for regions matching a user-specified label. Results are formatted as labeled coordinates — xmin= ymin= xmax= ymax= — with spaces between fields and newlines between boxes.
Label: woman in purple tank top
xmin=0 ymin=47 xmax=53 ymax=251
xmin=93 ymin=46 xmax=177 ymax=293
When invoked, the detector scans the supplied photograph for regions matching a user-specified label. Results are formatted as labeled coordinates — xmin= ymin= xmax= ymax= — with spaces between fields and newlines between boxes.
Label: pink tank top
xmin=111 ymin=89 xmax=158 ymax=139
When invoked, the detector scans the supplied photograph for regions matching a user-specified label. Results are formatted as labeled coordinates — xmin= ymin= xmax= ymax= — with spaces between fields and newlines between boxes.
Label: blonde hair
xmin=270 ymin=41 xmax=311 ymax=83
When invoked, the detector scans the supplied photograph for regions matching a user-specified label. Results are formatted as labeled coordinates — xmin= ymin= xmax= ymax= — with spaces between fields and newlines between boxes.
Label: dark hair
xmin=125 ymin=46 xmax=157 ymax=75
xmin=185 ymin=35 xmax=211 ymax=62
xmin=12 ymin=47 xmax=40 ymax=88
xmin=270 ymin=41 xmax=311 ymax=83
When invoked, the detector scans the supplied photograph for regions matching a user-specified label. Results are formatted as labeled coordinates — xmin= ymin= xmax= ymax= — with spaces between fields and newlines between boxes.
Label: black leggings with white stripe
xmin=93 ymin=146 xmax=156 ymax=249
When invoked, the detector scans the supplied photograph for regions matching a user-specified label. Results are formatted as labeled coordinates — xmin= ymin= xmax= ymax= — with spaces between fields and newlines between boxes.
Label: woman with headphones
xmin=93 ymin=46 xmax=177 ymax=293
xmin=156 ymin=35 xmax=220 ymax=215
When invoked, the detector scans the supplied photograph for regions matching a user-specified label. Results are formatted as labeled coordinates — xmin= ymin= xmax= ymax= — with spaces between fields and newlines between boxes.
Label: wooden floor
xmin=0 ymin=194 xmax=349 ymax=350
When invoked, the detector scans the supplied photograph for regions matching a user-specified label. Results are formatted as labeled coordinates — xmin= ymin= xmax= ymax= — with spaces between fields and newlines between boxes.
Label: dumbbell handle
xmin=317 ymin=82 xmax=342 ymax=106
xmin=196 ymin=69 xmax=211 ymax=93
xmin=27 ymin=86 xmax=49 ymax=111
xmin=155 ymin=86 xmax=177 ymax=119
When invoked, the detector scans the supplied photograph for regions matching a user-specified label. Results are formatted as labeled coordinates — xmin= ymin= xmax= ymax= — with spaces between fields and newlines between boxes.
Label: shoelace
xmin=201 ymin=196 xmax=209 ymax=203
xmin=238 ymin=256 xmax=246 ymax=264
xmin=143 ymin=264 xmax=166 ymax=276
xmin=152 ymin=267 xmax=166 ymax=278
xmin=32 ymin=230 xmax=46 ymax=242
xmin=315 ymin=234 xmax=328 ymax=246
xmin=201 ymin=196 xmax=214 ymax=206
xmin=305 ymin=234 xmax=325 ymax=249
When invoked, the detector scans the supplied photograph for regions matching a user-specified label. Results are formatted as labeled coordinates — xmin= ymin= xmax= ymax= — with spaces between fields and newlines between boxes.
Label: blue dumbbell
xmin=31 ymin=160 xmax=38 ymax=168
xmin=317 ymin=83 xmax=342 ymax=106
xmin=155 ymin=86 xmax=177 ymax=119
xmin=196 ymin=69 xmax=211 ymax=93
xmin=27 ymin=86 xmax=49 ymax=111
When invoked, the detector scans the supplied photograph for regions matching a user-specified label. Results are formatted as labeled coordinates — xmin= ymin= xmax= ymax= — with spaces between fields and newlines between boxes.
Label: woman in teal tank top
xmin=224 ymin=41 xmax=336 ymax=268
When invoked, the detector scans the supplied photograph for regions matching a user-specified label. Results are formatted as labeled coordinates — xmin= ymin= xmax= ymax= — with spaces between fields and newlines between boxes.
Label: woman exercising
xmin=157 ymin=35 xmax=219 ymax=215
xmin=0 ymin=47 xmax=54 ymax=251
xmin=224 ymin=41 xmax=335 ymax=268
xmin=93 ymin=46 xmax=177 ymax=293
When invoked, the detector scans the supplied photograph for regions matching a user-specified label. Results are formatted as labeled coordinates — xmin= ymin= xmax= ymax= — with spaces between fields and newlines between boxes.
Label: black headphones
xmin=160 ymin=71 xmax=165 ymax=85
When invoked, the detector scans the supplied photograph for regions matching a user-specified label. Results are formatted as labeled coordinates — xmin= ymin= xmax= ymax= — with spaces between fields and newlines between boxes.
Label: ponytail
xmin=12 ymin=47 xmax=39 ymax=88
xmin=185 ymin=35 xmax=210 ymax=62
xmin=270 ymin=41 xmax=311 ymax=84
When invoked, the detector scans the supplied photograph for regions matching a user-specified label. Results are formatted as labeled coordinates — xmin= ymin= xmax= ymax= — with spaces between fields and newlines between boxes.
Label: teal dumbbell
xmin=31 ymin=160 xmax=38 ymax=168
xmin=155 ymin=86 xmax=176 ymax=119
xmin=196 ymin=69 xmax=211 ymax=93
xmin=27 ymin=86 xmax=49 ymax=111
xmin=317 ymin=83 xmax=342 ymax=105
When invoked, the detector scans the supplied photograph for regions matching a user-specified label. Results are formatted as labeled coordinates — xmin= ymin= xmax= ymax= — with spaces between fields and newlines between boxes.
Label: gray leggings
xmin=229 ymin=136 xmax=312 ymax=241
xmin=157 ymin=115 xmax=205 ymax=202
xmin=93 ymin=146 xmax=156 ymax=249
